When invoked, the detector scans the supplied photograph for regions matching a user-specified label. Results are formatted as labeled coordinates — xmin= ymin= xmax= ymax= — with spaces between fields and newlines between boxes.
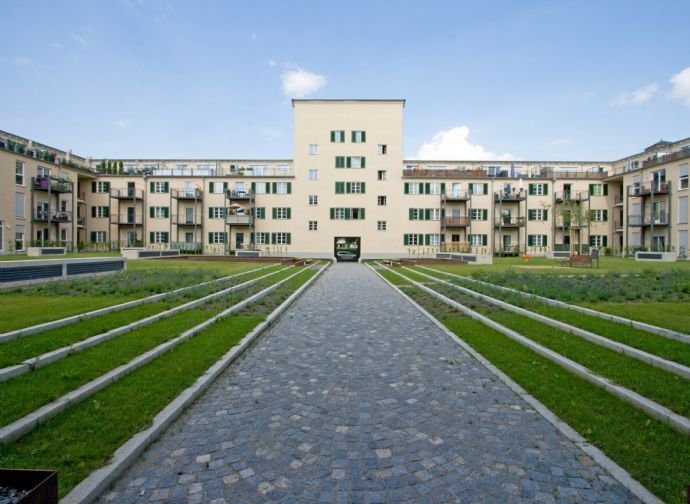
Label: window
xmin=254 ymin=207 xmax=266 ymax=219
xmin=588 ymin=183 xmax=608 ymax=196
xmin=528 ymin=183 xmax=548 ymax=196
xmin=377 ymin=170 xmax=387 ymax=181
xmin=308 ymin=221 xmax=318 ymax=231
xmin=150 ymin=231 xmax=169 ymax=244
xmin=350 ymin=182 xmax=364 ymax=194
xmin=527 ymin=234 xmax=548 ymax=247
xmin=331 ymin=130 xmax=345 ymax=143
xmin=176 ymin=164 xmax=188 ymax=171
xmin=349 ymin=156 xmax=365 ymax=169
xmin=428 ymin=183 xmax=442 ymax=195
xmin=377 ymin=196 xmax=387 ymax=206
xmin=527 ymin=209 xmax=548 ymax=221
xmin=308 ymin=169 xmax=319 ymax=180
xmin=254 ymin=232 xmax=268 ymax=245
xmin=334 ymin=208 xmax=345 ymax=220
xmin=90 ymin=231 xmax=106 ymax=243
xmin=92 ymin=206 xmax=110 ymax=218
xmin=37 ymin=166 xmax=50 ymax=178
xmin=429 ymin=209 xmax=441 ymax=221
xmin=408 ymin=183 xmax=420 ymax=195
xmin=276 ymin=164 xmax=290 ymax=175
xmin=589 ymin=235 xmax=607 ymax=247
xmin=273 ymin=207 xmax=291 ymax=219
xmin=377 ymin=221 xmax=387 ymax=231
xmin=335 ymin=182 xmax=366 ymax=194
xmin=405 ymin=234 xmax=421 ymax=246
xmin=427 ymin=234 xmax=440 ymax=246
xmin=330 ymin=208 xmax=365 ymax=220
xmin=377 ymin=144 xmax=387 ymax=155
xmin=123 ymin=164 xmax=136 ymax=174
xmin=308 ymin=144 xmax=319 ymax=155
xmin=254 ymin=182 xmax=268 ymax=194
xmin=275 ymin=182 xmax=290 ymax=194
xmin=351 ymin=130 xmax=366 ymax=143
xmin=209 ymin=207 xmax=226 ymax=219
xmin=470 ymin=208 xmax=488 ymax=221
xmin=274 ymin=232 xmax=291 ymax=245
xmin=590 ymin=209 xmax=608 ymax=222
xmin=680 ymin=164 xmax=688 ymax=190
xmin=15 ymin=193 xmax=25 ymax=218
xmin=678 ymin=197 xmax=688 ymax=224
xmin=93 ymin=181 xmax=110 ymax=193
xmin=469 ymin=234 xmax=488 ymax=247
xmin=151 ymin=181 xmax=169 ymax=193
xmin=308 ymin=195 xmax=318 ymax=206
xmin=470 ymin=183 xmax=487 ymax=196
xmin=209 ymin=182 xmax=225 ymax=194
xmin=15 ymin=161 xmax=24 ymax=185
xmin=150 ymin=206 xmax=169 ymax=219
xmin=208 ymin=232 xmax=226 ymax=244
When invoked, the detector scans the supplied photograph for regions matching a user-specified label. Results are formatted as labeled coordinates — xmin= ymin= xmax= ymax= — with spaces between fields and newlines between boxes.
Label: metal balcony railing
xmin=494 ymin=190 xmax=526 ymax=202
xmin=226 ymin=215 xmax=252 ymax=225
xmin=31 ymin=177 xmax=73 ymax=193
xmin=32 ymin=210 xmax=72 ymax=222
xmin=627 ymin=182 xmax=670 ymax=197
xmin=114 ymin=214 xmax=143 ymax=225
xmin=628 ymin=213 xmax=669 ymax=226
xmin=444 ymin=216 xmax=470 ymax=227
xmin=111 ymin=188 xmax=144 ymax=199
xmin=555 ymin=190 xmax=589 ymax=203
xmin=494 ymin=216 xmax=525 ymax=227
xmin=173 ymin=215 xmax=201 ymax=226
xmin=171 ymin=188 xmax=203 ymax=199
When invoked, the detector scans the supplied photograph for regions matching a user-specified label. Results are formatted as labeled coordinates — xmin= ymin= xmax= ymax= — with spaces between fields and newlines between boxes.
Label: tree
xmin=118 ymin=161 xmax=124 ymax=174
xmin=556 ymin=199 xmax=591 ymax=255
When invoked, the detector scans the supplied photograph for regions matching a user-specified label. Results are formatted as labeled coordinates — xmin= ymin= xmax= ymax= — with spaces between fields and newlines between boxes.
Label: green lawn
xmin=580 ymin=300 xmax=690 ymax=334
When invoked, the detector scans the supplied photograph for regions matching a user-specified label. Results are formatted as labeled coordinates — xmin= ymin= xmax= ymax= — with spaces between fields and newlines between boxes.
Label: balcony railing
xmin=442 ymin=191 xmax=469 ymax=201
xmin=627 ymin=182 xmax=670 ymax=197
xmin=642 ymin=149 xmax=690 ymax=169
xmin=226 ymin=190 xmax=252 ymax=200
xmin=494 ymin=190 xmax=526 ymax=202
xmin=444 ymin=216 xmax=470 ymax=227
xmin=555 ymin=190 xmax=589 ymax=203
xmin=628 ymin=213 xmax=669 ymax=226
xmin=614 ymin=195 xmax=623 ymax=205
xmin=111 ymin=188 xmax=144 ymax=199
xmin=171 ymin=188 xmax=203 ymax=200
xmin=614 ymin=220 xmax=624 ymax=230
xmin=173 ymin=214 xmax=201 ymax=226
xmin=226 ymin=215 xmax=252 ymax=226
xmin=32 ymin=210 xmax=72 ymax=223
xmin=114 ymin=214 xmax=143 ymax=225
xmin=77 ymin=217 xmax=86 ymax=227
xmin=31 ymin=176 xmax=73 ymax=193
xmin=494 ymin=216 xmax=525 ymax=227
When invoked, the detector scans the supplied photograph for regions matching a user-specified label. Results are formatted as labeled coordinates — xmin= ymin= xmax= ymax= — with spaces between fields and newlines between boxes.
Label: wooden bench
xmin=561 ymin=254 xmax=592 ymax=267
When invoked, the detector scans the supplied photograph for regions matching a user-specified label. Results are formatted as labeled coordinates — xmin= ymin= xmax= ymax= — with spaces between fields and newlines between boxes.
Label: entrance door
xmin=502 ymin=234 xmax=512 ymax=250
xmin=127 ymin=207 xmax=135 ymax=224
xmin=563 ymin=183 xmax=572 ymax=200
xmin=235 ymin=232 xmax=244 ymax=250
xmin=185 ymin=207 xmax=194 ymax=225
xmin=652 ymin=235 xmax=665 ymax=251
xmin=127 ymin=181 xmax=136 ymax=198
xmin=127 ymin=231 xmax=136 ymax=247
xmin=185 ymin=232 xmax=194 ymax=243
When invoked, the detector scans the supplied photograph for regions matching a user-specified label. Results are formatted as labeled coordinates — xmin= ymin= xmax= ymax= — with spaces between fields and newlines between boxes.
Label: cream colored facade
xmin=1 ymin=101 xmax=689 ymax=258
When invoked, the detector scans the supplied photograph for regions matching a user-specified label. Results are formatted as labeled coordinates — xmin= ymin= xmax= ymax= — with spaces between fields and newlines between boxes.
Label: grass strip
xmin=580 ymin=300 xmax=690 ymax=335
xmin=429 ymin=282 xmax=690 ymax=418
xmin=0 ymin=266 xmax=316 ymax=497
xmin=404 ymin=286 xmax=690 ymax=504
xmin=417 ymin=267 xmax=690 ymax=367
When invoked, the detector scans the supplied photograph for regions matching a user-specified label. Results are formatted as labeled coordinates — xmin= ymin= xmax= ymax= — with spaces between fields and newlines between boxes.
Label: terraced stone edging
xmin=61 ymin=261 xmax=329 ymax=504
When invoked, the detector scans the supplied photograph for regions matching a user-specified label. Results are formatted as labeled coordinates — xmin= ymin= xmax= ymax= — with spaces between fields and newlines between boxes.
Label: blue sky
xmin=1 ymin=0 xmax=689 ymax=162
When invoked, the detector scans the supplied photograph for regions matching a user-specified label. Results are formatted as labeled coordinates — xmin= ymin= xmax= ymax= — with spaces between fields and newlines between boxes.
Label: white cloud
xmin=71 ymin=32 xmax=88 ymax=46
xmin=417 ymin=126 xmax=515 ymax=161
xmin=610 ymin=83 xmax=658 ymax=107
xmin=115 ymin=119 xmax=130 ymax=129
xmin=549 ymin=137 xmax=570 ymax=146
xmin=670 ymin=67 xmax=690 ymax=106
xmin=267 ymin=59 xmax=277 ymax=67
xmin=281 ymin=68 xmax=326 ymax=98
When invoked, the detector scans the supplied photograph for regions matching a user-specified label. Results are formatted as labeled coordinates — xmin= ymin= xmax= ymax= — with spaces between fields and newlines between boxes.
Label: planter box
xmin=0 ymin=468 xmax=57 ymax=504
xmin=547 ymin=251 xmax=571 ymax=259
xmin=121 ymin=248 xmax=180 ymax=259
xmin=27 ymin=247 xmax=66 ymax=257
xmin=635 ymin=251 xmax=677 ymax=262
xmin=236 ymin=250 xmax=261 ymax=257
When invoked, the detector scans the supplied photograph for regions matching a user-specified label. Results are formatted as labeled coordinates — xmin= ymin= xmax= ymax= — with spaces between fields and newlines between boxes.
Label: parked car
xmin=335 ymin=251 xmax=358 ymax=262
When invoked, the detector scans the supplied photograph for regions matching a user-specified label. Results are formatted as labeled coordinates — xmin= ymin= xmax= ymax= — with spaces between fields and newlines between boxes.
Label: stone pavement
xmin=96 ymin=263 xmax=637 ymax=503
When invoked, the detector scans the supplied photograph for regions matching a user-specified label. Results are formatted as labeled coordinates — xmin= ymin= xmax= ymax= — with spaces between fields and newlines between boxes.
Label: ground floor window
xmin=150 ymin=231 xmax=169 ymax=244
xmin=527 ymin=234 xmax=548 ymax=247
xmin=469 ymin=234 xmax=487 ymax=247
xmin=90 ymin=231 xmax=106 ymax=243
xmin=273 ymin=232 xmax=291 ymax=245
xmin=208 ymin=232 xmax=226 ymax=244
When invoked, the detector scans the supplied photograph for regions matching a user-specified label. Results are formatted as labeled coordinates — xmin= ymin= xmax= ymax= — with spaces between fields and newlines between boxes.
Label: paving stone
xmin=94 ymin=264 xmax=639 ymax=503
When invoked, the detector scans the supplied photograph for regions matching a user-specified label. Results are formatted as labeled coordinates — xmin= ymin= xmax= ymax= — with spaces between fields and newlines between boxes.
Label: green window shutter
xmin=90 ymin=231 xmax=96 ymax=241
xmin=223 ymin=182 xmax=227 ymax=191
xmin=104 ymin=182 xmax=110 ymax=192
xmin=345 ymin=208 xmax=351 ymax=220
xmin=330 ymin=208 xmax=335 ymax=219
xmin=528 ymin=235 xmax=533 ymax=247
xmin=163 ymin=232 xmax=169 ymax=243
xmin=602 ymin=209 xmax=608 ymax=221
xmin=528 ymin=184 xmax=535 ymax=195
xmin=91 ymin=181 xmax=97 ymax=193
xmin=361 ymin=182 xmax=366 ymax=194
xmin=482 ymin=209 xmax=488 ymax=220
xmin=603 ymin=184 xmax=609 ymax=196
xmin=209 ymin=182 xmax=213 ymax=192
xmin=589 ymin=184 xmax=594 ymax=196
xmin=440 ymin=183 xmax=446 ymax=193
xmin=164 ymin=207 xmax=169 ymax=218
xmin=424 ymin=183 xmax=430 ymax=194
xmin=360 ymin=208 xmax=365 ymax=219
xmin=361 ymin=157 xmax=365 ymax=168
xmin=543 ymin=185 xmax=549 ymax=196
xmin=208 ymin=208 xmax=213 ymax=218
xmin=330 ymin=131 xmax=335 ymax=142
xmin=251 ymin=182 xmax=256 ymax=192
xmin=424 ymin=209 xmax=431 ymax=221
xmin=589 ymin=235 xmax=595 ymax=246
xmin=271 ymin=233 xmax=276 ymax=244
xmin=441 ymin=208 xmax=445 ymax=218
xmin=91 ymin=206 xmax=96 ymax=218
xmin=286 ymin=233 xmax=291 ymax=245
xmin=164 ymin=182 xmax=169 ymax=193
xmin=603 ymin=236 xmax=608 ymax=247
xmin=208 ymin=232 xmax=213 ymax=243
xmin=287 ymin=208 xmax=291 ymax=219
xmin=150 ymin=181 xmax=155 ymax=192
xmin=287 ymin=182 xmax=292 ymax=194
xmin=335 ymin=182 xmax=343 ymax=194
xmin=104 ymin=207 xmax=109 ymax=218
xmin=404 ymin=234 xmax=409 ymax=246
xmin=223 ymin=207 xmax=228 ymax=217
xmin=272 ymin=182 xmax=277 ymax=194
xmin=346 ymin=182 xmax=351 ymax=193
xmin=543 ymin=235 xmax=548 ymax=246
xmin=543 ymin=209 xmax=548 ymax=220
xmin=361 ymin=131 xmax=366 ymax=143
xmin=425 ymin=234 xmax=431 ymax=246
xmin=469 ymin=185 xmax=474 ymax=195
xmin=404 ymin=183 xmax=409 ymax=194
xmin=272 ymin=208 xmax=277 ymax=219
xmin=528 ymin=209 xmax=535 ymax=221
xmin=346 ymin=157 xmax=352 ymax=168
xmin=150 ymin=207 xmax=154 ymax=218
xmin=335 ymin=156 xmax=344 ymax=168
xmin=482 ymin=235 xmax=487 ymax=246
xmin=481 ymin=183 xmax=487 ymax=194
xmin=409 ymin=208 xmax=414 ymax=220
xmin=149 ymin=232 xmax=154 ymax=242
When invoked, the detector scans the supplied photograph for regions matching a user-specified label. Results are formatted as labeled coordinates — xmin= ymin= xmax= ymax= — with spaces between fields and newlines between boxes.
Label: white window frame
xmin=210 ymin=182 xmax=224 ymax=194
xmin=428 ymin=234 xmax=440 ymax=246
xmin=590 ymin=235 xmax=604 ymax=247
xmin=332 ymin=130 xmax=345 ymax=143
xmin=334 ymin=208 xmax=345 ymax=220
xmin=151 ymin=231 xmax=168 ymax=244
xmin=308 ymin=169 xmax=319 ymax=181
xmin=377 ymin=196 xmax=387 ymax=206
xmin=470 ymin=208 xmax=485 ymax=221
xmin=470 ymin=183 xmax=485 ymax=195
xmin=678 ymin=196 xmax=688 ymax=224
xmin=428 ymin=183 xmax=441 ymax=195
xmin=255 ymin=233 xmax=267 ymax=245
xmin=275 ymin=182 xmax=288 ymax=194
xmin=15 ymin=192 xmax=25 ymax=219
xmin=308 ymin=220 xmax=318 ymax=231
xmin=37 ymin=166 xmax=50 ymax=178
xmin=680 ymin=164 xmax=688 ymax=190
xmin=591 ymin=209 xmax=606 ymax=222
xmin=15 ymin=161 xmax=25 ymax=185
xmin=151 ymin=181 xmax=167 ymax=193
xmin=349 ymin=156 xmax=363 ymax=169
xmin=469 ymin=234 xmax=485 ymax=247
xmin=211 ymin=207 xmax=225 ymax=219
xmin=308 ymin=144 xmax=319 ymax=155
xmin=529 ymin=234 xmax=545 ymax=247
xmin=377 ymin=144 xmax=387 ymax=155
xmin=308 ymin=195 xmax=318 ymax=206
xmin=430 ymin=209 xmax=441 ymax=221
xmin=276 ymin=207 xmax=289 ymax=219
xmin=352 ymin=131 xmax=365 ymax=143
xmin=94 ymin=231 xmax=106 ymax=243
xmin=350 ymin=182 xmax=363 ymax=194
xmin=96 ymin=206 xmax=109 ymax=218
xmin=96 ymin=181 xmax=109 ymax=193
xmin=407 ymin=234 xmax=420 ymax=246
xmin=377 ymin=221 xmax=387 ymax=231
xmin=276 ymin=232 xmax=289 ymax=245
xmin=408 ymin=183 xmax=420 ymax=195
xmin=377 ymin=170 xmax=387 ymax=181
xmin=254 ymin=182 xmax=268 ymax=194
xmin=590 ymin=184 xmax=604 ymax=196
xmin=410 ymin=208 xmax=422 ymax=220
xmin=210 ymin=232 xmax=225 ymax=244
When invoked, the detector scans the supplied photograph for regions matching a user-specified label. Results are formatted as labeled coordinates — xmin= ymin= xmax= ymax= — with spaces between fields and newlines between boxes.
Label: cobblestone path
xmin=96 ymin=263 xmax=637 ymax=503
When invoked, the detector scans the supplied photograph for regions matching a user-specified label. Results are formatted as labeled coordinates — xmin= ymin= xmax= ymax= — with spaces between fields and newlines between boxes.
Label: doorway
xmin=334 ymin=236 xmax=361 ymax=261
xmin=235 ymin=232 xmax=244 ymax=250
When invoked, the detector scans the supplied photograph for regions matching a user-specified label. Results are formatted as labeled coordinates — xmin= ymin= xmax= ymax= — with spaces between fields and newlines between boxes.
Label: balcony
xmin=494 ymin=190 xmax=526 ymax=202
xmin=226 ymin=215 xmax=252 ymax=226
xmin=614 ymin=195 xmax=623 ymax=206
xmin=627 ymin=182 xmax=670 ymax=197
xmin=226 ymin=190 xmax=252 ymax=200
xmin=614 ymin=220 xmax=624 ymax=231
xmin=642 ymin=149 xmax=690 ymax=169
xmin=31 ymin=176 xmax=73 ymax=193
xmin=628 ymin=213 xmax=669 ymax=227
xmin=32 ymin=210 xmax=72 ymax=223
xmin=442 ymin=191 xmax=470 ymax=202
xmin=556 ymin=220 xmax=586 ymax=229
xmin=173 ymin=214 xmax=201 ymax=226
xmin=555 ymin=190 xmax=589 ymax=203
xmin=111 ymin=188 xmax=144 ymax=200
xmin=77 ymin=216 xmax=86 ymax=227
xmin=172 ymin=188 xmax=203 ymax=200
xmin=113 ymin=214 xmax=143 ymax=225
xmin=494 ymin=216 xmax=525 ymax=227
xmin=444 ymin=216 xmax=470 ymax=227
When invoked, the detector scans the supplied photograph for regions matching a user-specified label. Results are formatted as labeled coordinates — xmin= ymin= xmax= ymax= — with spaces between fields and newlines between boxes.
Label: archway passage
xmin=334 ymin=236 xmax=360 ymax=261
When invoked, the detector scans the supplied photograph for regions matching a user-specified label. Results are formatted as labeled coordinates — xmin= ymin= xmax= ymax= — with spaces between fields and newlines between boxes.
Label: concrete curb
xmin=0 ymin=264 xmax=277 ymax=343
xmin=0 ymin=265 xmax=311 ymax=444
xmin=61 ymin=261 xmax=328 ymax=504
xmin=368 ymin=262 xmax=662 ymax=504
xmin=417 ymin=265 xmax=690 ymax=344
xmin=407 ymin=266 xmax=690 ymax=380
xmin=379 ymin=265 xmax=690 ymax=435
xmin=0 ymin=265 xmax=290 ymax=383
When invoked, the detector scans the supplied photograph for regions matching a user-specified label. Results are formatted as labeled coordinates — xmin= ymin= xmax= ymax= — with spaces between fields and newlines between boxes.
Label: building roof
xmin=291 ymin=99 xmax=405 ymax=107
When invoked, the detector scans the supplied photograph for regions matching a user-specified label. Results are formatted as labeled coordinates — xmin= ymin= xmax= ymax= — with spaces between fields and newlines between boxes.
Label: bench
xmin=561 ymin=254 xmax=592 ymax=267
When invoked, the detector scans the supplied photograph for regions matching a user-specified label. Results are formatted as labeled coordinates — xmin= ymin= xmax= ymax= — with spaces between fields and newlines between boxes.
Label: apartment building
xmin=1 ymin=100 xmax=689 ymax=258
